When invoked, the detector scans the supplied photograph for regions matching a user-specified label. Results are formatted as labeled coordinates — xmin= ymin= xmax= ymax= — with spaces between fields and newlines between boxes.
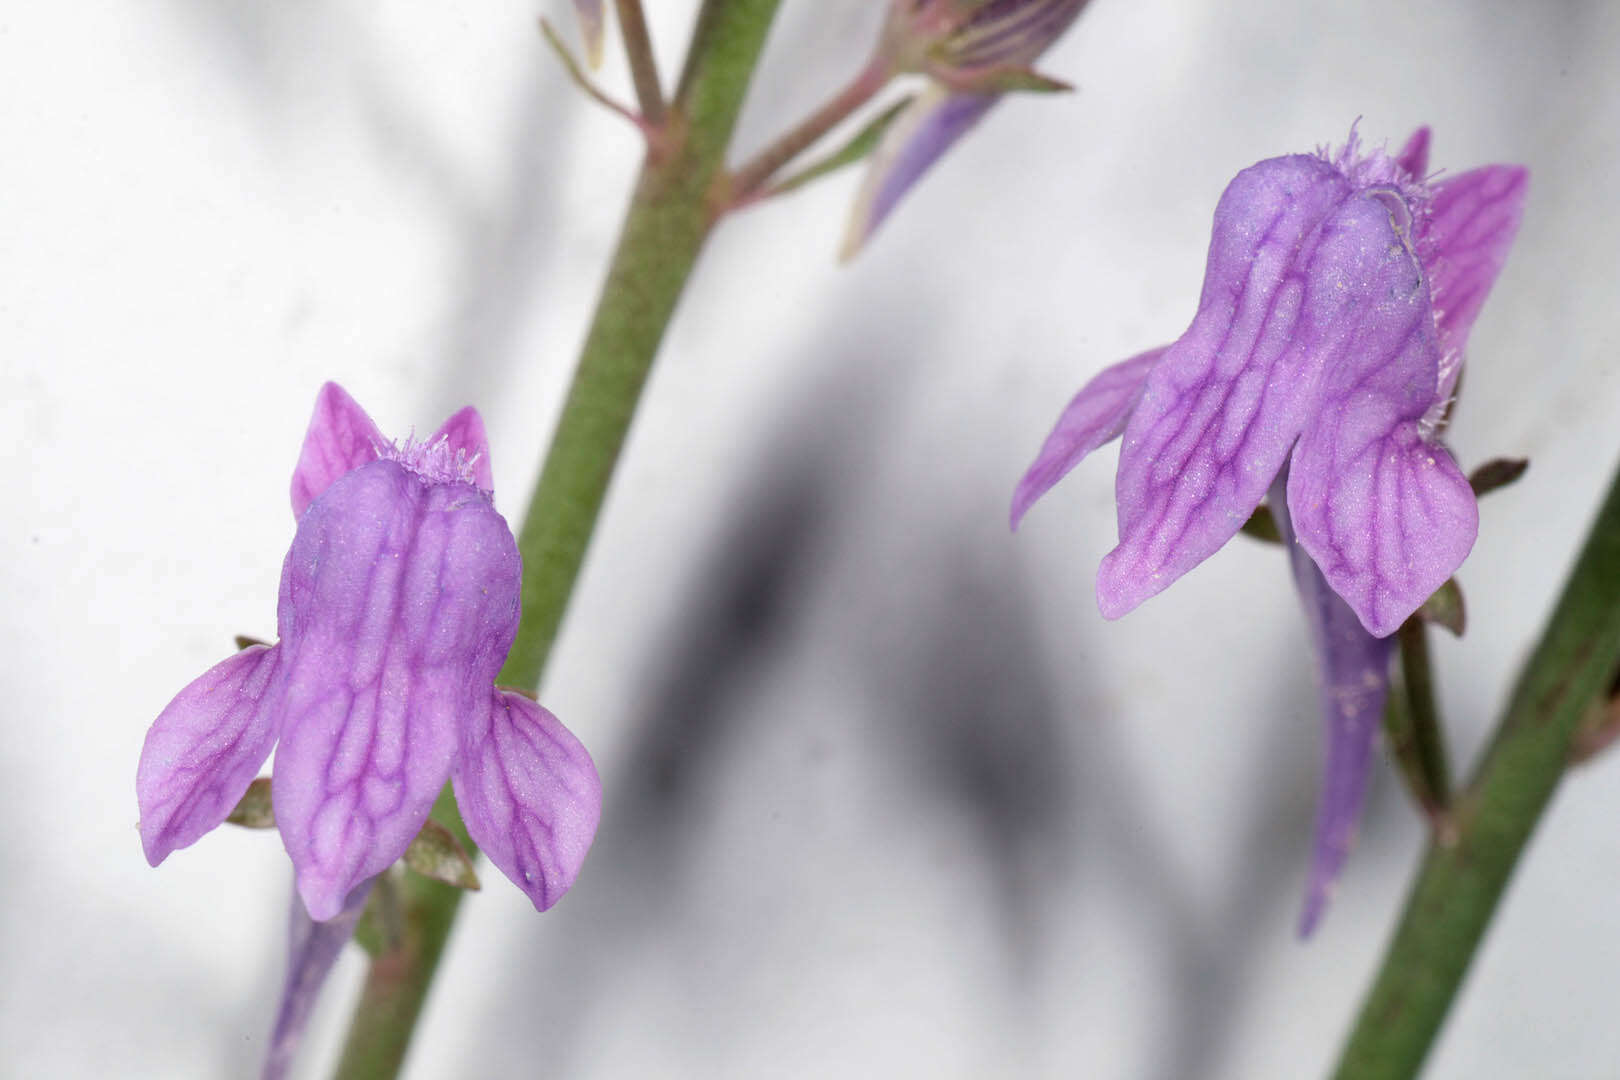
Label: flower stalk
xmin=329 ymin=1 xmax=784 ymax=1076
xmin=1332 ymin=454 xmax=1620 ymax=1079
xmin=614 ymin=0 xmax=667 ymax=127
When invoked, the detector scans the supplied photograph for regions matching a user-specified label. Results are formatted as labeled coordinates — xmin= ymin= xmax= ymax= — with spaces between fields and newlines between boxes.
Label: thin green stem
xmin=614 ymin=0 xmax=667 ymax=127
xmin=726 ymin=54 xmax=892 ymax=205
xmin=1332 ymin=456 xmax=1620 ymax=1079
xmin=328 ymin=2 xmax=783 ymax=1076
xmin=1382 ymin=617 xmax=1452 ymax=825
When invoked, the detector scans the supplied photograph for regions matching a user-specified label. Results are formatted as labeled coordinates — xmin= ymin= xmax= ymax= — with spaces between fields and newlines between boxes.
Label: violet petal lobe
xmin=1286 ymin=192 xmax=1477 ymax=638
xmin=842 ymin=85 xmax=999 ymax=259
xmin=1270 ymin=474 xmax=1393 ymax=937
xmin=290 ymin=382 xmax=386 ymax=519
xmin=1420 ymin=165 xmax=1530 ymax=407
xmin=137 ymin=643 xmax=284 ymax=865
xmin=1394 ymin=126 xmax=1431 ymax=180
xmin=271 ymin=460 xmax=522 ymax=920
xmin=453 ymin=689 xmax=602 ymax=911
xmin=429 ymin=406 xmax=496 ymax=494
xmin=1097 ymin=154 xmax=1356 ymax=618
xmin=1010 ymin=347 xmax=1166 ymax=530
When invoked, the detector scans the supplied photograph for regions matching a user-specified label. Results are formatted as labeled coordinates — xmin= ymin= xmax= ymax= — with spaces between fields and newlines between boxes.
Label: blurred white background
xmin=4 ymin=1 xmax=1619 ymax=1077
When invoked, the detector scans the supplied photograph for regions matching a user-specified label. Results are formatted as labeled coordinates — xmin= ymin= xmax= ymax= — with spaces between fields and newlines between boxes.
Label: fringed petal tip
xmin=429 ymin=406 xmax=496 ymax=493
xmin=290 ymin=382 xmax=386 ymax=519
xmin=1009 ymin=347 xmax=1164 ymax=531
xmin=137 ymin=644 xmax=283 ymax=866
xmin=841 ymin=85 xmax=998 ymax=260
xmin=454 ymin=690 xmax=603 ymax=912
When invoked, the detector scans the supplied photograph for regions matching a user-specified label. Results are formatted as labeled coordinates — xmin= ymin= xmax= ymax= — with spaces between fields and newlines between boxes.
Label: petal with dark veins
xmin=1010 ymin=347 xmax=1165 ymax=530
xmin=1097 ymin=154 xmax=1354 ymax=618
xmin=272 ymin=460 xmax=521 ymax=919
xmin=290 ymin=382 xmax=387 ymax=519
xmin=454 ymin=690 xmax=602 ymax=911
xmin=137 ymin=643 xmax=284 ymax=865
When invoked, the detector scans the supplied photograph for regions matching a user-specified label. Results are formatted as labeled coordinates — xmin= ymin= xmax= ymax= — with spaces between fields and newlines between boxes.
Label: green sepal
xmin=352 ymin=870 xmax=404 ymax=958
xmin=235 ymin=635 xmax=270 ymax=650
xmin=1468 ymin=457 xmax=1529 ymax=497
xmin=937 ymin=61 xmax=1073 ymax=95
xmin=403 ymin=820 xmax=481 ymax=891
xmin=1418 ymin=578 xmax=1467 ymax=637
xmin=225 ymin=776 xmax=275 ymax=828
xmin=1239 ymin=503 xmax=1282 ymax=544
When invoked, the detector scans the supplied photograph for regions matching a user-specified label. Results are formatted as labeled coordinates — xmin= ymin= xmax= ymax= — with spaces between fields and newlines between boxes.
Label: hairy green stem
xmin=329 ymin=3 xmax=783 ymax=1076
xmin=1332 ymin=457 xmax=1620 ymax=1078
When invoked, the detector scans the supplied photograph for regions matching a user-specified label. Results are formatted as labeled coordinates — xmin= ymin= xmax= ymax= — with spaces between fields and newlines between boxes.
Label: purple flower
xmin=844 ymin=0 xmax=1091 ymax=257
xmin=1012 ymin=128 xmax=1527 ymax=932
xmin=137 ymin=383 xmax=602 ymax=920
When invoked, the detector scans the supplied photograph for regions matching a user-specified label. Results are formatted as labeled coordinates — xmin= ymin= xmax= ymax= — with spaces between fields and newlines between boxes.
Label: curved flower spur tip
xmin=271 ymin=463 xmax=522 ymax=921
xmin=430 ymin=405 xmax=496 ymax=493
xmin=1269 ymin=476 xmax=1395 ymax=937
xmin=1095 ymin=154 xmax=1356 ymax=619
xmin=1395 ymin=126 xmax=1432 ymax=180
xmin=137 ymin=643 xmax=283 ymax=865
xmin=840 ymin=85 xmax=999 ymax=260
xmin=453 ymin=690 xmax=602 ymax=911
xmin=261 ymin=881 xmax=373 ymax=1080
xmin=1010 ymin=347 xmax=1166 ymax=530
xmin=1284 ymin=191 xmax=1478 ymax=638
xmin=290 ymin=382 xmax=386 ymax=519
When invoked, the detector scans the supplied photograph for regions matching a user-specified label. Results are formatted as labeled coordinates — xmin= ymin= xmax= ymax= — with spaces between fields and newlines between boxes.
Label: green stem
xmin=727 ymin=54 xmax=891 ymax=204
xmin=614 ymin=0 xmax=667 ymax=127
xmin=329 ymin=3 xmax=783 ymax=1076
xmin=1381 ymin=617 xmax=1452 ymax=824
xmin=1332 ymin=457 xmax=1620 ymax=1079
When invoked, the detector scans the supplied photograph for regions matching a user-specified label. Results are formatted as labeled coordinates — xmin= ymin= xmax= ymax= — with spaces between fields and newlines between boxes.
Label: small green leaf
xmin=1239 ymin=504 xmax=1282 ymax=544
xmin=403 ymin=820 xmax=481 ymax=891
xmin=1419 ymin=578 xmax=1467 ymax=637
xmin=1468 ymin=457 xmax=1529 ymax=497
xmin=762 ymin=98 xmax=914 ymax=200
xmin=235 ymin=635 xmax=270 ymax=650
xmin=225 ymin=777 xmax=275 ymax=828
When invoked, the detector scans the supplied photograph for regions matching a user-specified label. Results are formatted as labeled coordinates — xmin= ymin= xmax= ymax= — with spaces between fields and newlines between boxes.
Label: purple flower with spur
xmin=1012 ymin=127 xmax=1527 ymax=932
xmin=137 ymin=383 xmax=602 ymax=920
xmin=843 ymin=0 xmax=1091 ymax=257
